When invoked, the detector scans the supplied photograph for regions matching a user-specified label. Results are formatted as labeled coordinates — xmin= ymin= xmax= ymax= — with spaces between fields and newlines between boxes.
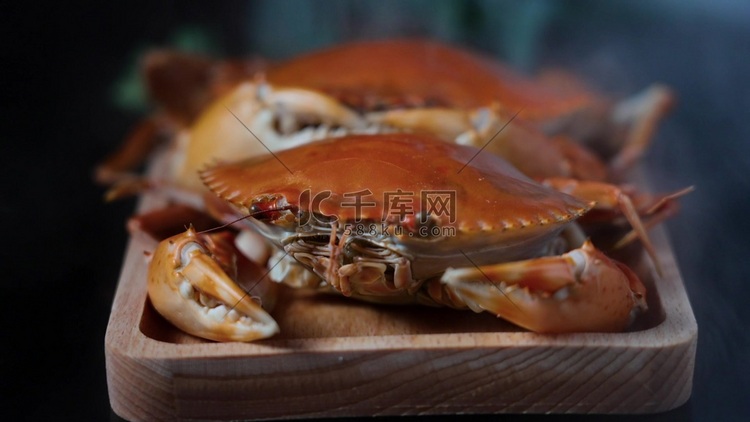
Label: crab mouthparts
xmin=284 ymin=231 xmax=418 ymax=299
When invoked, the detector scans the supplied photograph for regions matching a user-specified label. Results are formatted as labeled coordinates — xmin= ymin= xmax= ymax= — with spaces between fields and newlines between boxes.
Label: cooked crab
xmin=266 ymin=39 xmax=675 ymax=178
xmin=154 ymin=133 xmax=653 ymax=339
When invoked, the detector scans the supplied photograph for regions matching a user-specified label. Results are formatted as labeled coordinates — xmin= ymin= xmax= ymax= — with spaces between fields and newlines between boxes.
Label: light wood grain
xmin=105 ymin=180 xmax=696 ymax=421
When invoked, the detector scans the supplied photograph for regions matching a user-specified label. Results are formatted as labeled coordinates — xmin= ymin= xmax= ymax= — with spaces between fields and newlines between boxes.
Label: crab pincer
xmin=439 ymin=240 xmax=648 ymax=333
xmin=147 ymin=227 xmax=280 ymax=342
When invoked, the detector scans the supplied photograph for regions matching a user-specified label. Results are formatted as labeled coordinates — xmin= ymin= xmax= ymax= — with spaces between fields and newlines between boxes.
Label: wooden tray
xmin=105 ymin=185 xmax=697 ymax=421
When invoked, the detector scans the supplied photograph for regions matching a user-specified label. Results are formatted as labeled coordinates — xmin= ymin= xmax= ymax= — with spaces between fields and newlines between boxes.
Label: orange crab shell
xmin=200 ymin=134 xmax=592 ymax=254
xmin=266 ymin=39 xmax=593 ymax=117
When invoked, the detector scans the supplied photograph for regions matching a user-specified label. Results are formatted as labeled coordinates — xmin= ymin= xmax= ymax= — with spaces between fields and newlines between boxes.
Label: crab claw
xmin=147 ymin=227 xmax=280 ymax=342
xmin=439 ymin=240 xmax=647 ymax=333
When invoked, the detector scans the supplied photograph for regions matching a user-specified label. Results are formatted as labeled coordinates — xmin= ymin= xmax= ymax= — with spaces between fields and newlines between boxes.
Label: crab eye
xmin=249 ymin=195 xmax=290 ymax=220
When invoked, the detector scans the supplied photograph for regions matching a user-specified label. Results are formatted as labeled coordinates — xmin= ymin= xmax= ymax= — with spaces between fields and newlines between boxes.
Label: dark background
xmin=3 ymin=1 xmax=749 ymax=420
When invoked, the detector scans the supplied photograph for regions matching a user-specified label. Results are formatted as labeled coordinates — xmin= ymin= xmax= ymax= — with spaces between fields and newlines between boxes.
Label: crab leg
xmin=95 ymin=114 xmax=173 ymax=186
xmin=609 ymin=84 xmax=675 ymax=176
xmin=612 ymin=185 xmax=695 ymax=248
xmin=438 ymin=240 xmax=647 ymax=333
xmin=126 ymin=204 xmax=219 ymax=244
xmin=148 ymin=227 xmax=280 ymax=342
xmin=542 ymin=178 xmax=662 ymax=275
